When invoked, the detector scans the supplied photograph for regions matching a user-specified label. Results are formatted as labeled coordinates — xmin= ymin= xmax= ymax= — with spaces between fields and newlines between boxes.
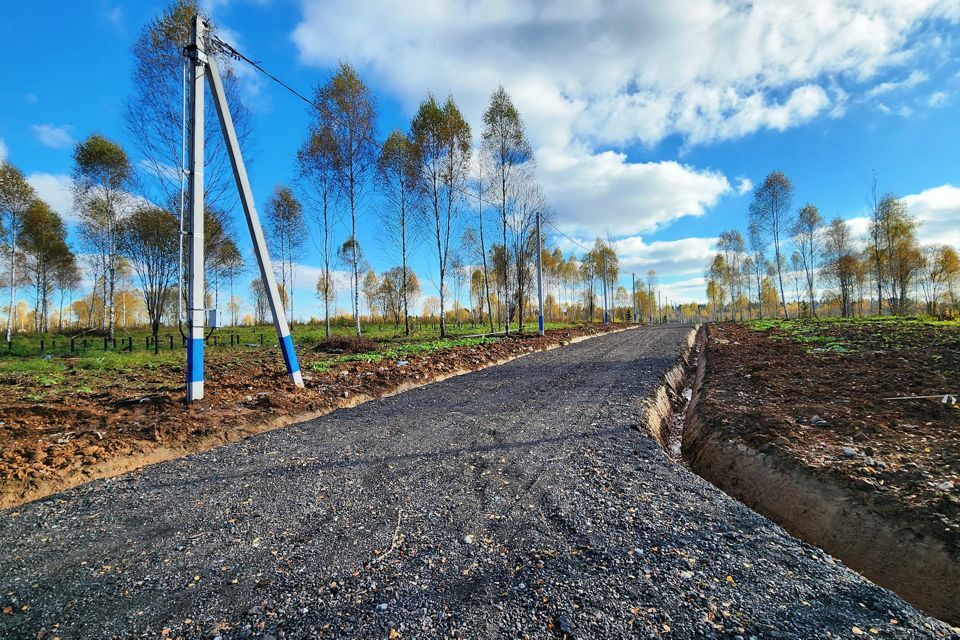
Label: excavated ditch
xmin=646 ymin=325 xmax=960 ymax=627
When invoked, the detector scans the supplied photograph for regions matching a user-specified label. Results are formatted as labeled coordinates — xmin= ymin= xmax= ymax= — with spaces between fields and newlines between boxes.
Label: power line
xmin=543 ymin=219 xmax=591 ymax=252
xmin=205 ymin=32 xmax=598 ymax=256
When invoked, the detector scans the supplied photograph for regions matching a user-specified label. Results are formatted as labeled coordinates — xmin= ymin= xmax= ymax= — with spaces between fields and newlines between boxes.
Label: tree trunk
xmin=478 ymin=189 xmax=494 ymax=334
xmin=5 ymin=242 xmax=14 ymax=343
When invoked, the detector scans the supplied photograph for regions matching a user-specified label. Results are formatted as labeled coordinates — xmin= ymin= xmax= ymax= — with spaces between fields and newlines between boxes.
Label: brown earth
xmin=0 ymin=324 xmax=627 ymax=509
xmin=682 ymin=320 xmax=960 ymax=625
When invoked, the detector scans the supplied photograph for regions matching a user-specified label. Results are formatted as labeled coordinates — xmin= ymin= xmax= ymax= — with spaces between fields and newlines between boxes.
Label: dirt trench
xmin=646 ymin=325 xmax=960 ymax=627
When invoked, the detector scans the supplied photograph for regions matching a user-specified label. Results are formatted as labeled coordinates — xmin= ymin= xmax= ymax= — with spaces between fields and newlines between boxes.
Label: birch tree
xmin=0 ymin=161 xmax=35 ymax=342
xmin=411 ymin=94 xmax=471 ymax=338
xmin=124 ymin=0 xmax=251 ymax=209
xmin=749 ymin=171 xmax=794 ymax=318
xmin=376 ymin=130 xmax=419 ymax=335
xmin=21 ymin=199 xmax=71 ymax=333
xmin=120 ymin=206 xmax=179 ymax=352
xmin=792 ymin=203 xmax=823 ymax=317
xmin=73 ymin=134 xmax=132 ymax=340
xmin=481 ymin=86 xmax=533 ymax=335
xmin=315 ymin=63 xmax=377 ymax=337
xmin=297 ymin=125 xmax=340 ymax=337
xmin=265 ymin=185 xmax=305 ymax=323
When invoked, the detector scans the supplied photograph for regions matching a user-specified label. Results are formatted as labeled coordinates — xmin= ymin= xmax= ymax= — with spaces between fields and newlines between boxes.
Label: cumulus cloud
xmin=0 ymin=138 xmax=7 ymax=162
xmin=611 ymin=236 xmax=718 ymax=278
xmin=539 ymin=146 xmax=731 ymax=236
xmin=903 ymin=184 xmax=960 ymax=247
xmin=292 ymin=0 xmax=957 ymax=150
xmin=290 ymin=0 xmax=957 ymax=250
xmin=32 ymin=124 xmax=74 ymax=149
xmin=735 ymin=177 xmax=753 ymax=195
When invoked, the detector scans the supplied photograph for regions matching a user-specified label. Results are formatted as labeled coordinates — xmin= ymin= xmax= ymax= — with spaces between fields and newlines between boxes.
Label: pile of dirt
xmin=683 ymin=320 xmax=960 ymax=624
xmin=0 ymin=324 xmax=626 ymax=509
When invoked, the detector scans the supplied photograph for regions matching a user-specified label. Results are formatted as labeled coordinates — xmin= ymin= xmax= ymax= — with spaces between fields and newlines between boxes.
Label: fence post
xmin=104 ymin=337 xmax=109 ymax=350
xmin=169 ymin=334 xmax=174 ymax=350
xmin=128 ymin=337 xmax=133 ymax=352
xmin=113 ymin=338 xmax=117 ymax=349
xmin=40 ymin=339 xmax=44 ymax=354
xmin=70 ymin=338 xmax=75 ymax=353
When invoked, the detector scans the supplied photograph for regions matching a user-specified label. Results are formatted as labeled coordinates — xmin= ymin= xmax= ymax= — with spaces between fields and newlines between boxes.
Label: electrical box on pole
xmin=184 ymin=16 xmax=304 ymax=403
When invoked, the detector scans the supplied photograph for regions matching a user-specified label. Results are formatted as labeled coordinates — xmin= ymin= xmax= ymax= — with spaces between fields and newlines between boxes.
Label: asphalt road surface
xmin=1 ymin=327 xmax=955 ymax=639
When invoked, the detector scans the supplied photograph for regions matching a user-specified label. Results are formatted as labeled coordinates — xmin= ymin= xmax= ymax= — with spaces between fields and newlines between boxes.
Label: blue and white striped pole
xmin=186 ymin=16 xmax=207 ymax=402
xmin=206 ymin=51 xmax=304 ymax=390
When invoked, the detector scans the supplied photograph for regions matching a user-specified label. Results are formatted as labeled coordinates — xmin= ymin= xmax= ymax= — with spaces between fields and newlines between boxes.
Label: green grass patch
xmin=333 ymin=336 xmax=498 ymax=364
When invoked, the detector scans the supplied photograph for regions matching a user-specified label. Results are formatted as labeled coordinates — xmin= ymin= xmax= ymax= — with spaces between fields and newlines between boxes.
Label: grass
xmin=744 ymin=314 xmax=960 ymax=354
xmin=1 ymin=320 xmax=588 ymax=387
xmin=316 ymin=336 xmax=499 ymax=368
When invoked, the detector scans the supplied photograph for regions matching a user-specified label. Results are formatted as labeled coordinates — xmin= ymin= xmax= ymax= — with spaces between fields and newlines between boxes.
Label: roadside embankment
xmin=665 ymin=322 xmax=960 ymax=627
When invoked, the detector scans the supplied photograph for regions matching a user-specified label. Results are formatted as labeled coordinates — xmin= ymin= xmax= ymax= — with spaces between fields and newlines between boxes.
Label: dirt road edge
xmin=2 ymin=326 xmax=639 ymax=510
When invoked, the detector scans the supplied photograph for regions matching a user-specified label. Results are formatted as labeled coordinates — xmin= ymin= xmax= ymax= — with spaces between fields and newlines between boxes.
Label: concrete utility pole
xmin=535 ymin=211 xmax=544 ymax=336
xmin=185 ymin=16 xmax=303 ymax=402
xmin=185 ymin=17 xmax=206 ymax=402
xmin=601 ymin=253 xmax=609 ymax=324
xmin=631 ymin=272 xmax=637 ymax=323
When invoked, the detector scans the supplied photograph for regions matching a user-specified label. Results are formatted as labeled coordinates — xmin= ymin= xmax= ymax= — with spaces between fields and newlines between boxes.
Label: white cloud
xmin=539 ymin=146 xmax=731 ymax=236
xmin=903 ymin=184 xmax=960 ymax=247
xmin=0 ymin=138 xmax=7 ymax=162
xmin=865 ymin=69 xmax=928 ymax=98
xmin=926 ymin=90 xmax=948 ymax=107
xmin=838 ymin=185 xmax=960 ymax=249
xmin=876 ymin=102 xmax=913 ymax=117
xmin=612 ymin=236 xmax=718 ymax=278
xmin=27 ymin=173 xmax=77 ymax=222
xmin=293 ymin=0 xmax=958 ymax=150
xmin=32 ymin=124 xmax=74 ymax=149
xmin=658 ymin=276 xmax=710 ymax=304
xmin=736 ymin=177 xmax=753 ymax=195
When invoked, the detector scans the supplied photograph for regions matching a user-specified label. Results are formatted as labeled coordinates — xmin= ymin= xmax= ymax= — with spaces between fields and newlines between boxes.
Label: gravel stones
xmin=0 ymin=327 xmax=953 ymax=639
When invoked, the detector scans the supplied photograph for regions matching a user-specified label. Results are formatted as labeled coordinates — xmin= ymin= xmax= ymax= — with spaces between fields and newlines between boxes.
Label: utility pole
xmin=184 ymin=16 xmax=303 ymax=402
xmin=185 ymin=16 xmax=206 ymax=402
xmin=535 ymin=211 xmax=544 ymax=336
xmin=647 ymin=281 xmax=653 ymax=324
xmin=601 ymin=253 xmax=609 ymax=324
xmin=631 ymin=272 xmax=637 ymax=323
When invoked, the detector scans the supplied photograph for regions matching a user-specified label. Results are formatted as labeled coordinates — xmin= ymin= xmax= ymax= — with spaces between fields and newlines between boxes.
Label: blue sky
xmin=2 ymin=0 xmax=960 ymax=318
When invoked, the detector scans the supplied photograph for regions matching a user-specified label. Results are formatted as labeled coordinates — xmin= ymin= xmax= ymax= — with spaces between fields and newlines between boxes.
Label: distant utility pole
xmin=185 ymin=16 xmax=303 ymax=402
xmin=601 ymin=253 xmax=609 ymax=324
xmin=535 ymin=211 xmax=544 ymax=336
xmin=631 ymin=272 xmax=637 ymax=323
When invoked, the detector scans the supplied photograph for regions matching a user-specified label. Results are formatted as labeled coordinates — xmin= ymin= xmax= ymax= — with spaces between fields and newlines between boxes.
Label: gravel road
xmin=1 ymin=326 xmax=955 ymax=639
